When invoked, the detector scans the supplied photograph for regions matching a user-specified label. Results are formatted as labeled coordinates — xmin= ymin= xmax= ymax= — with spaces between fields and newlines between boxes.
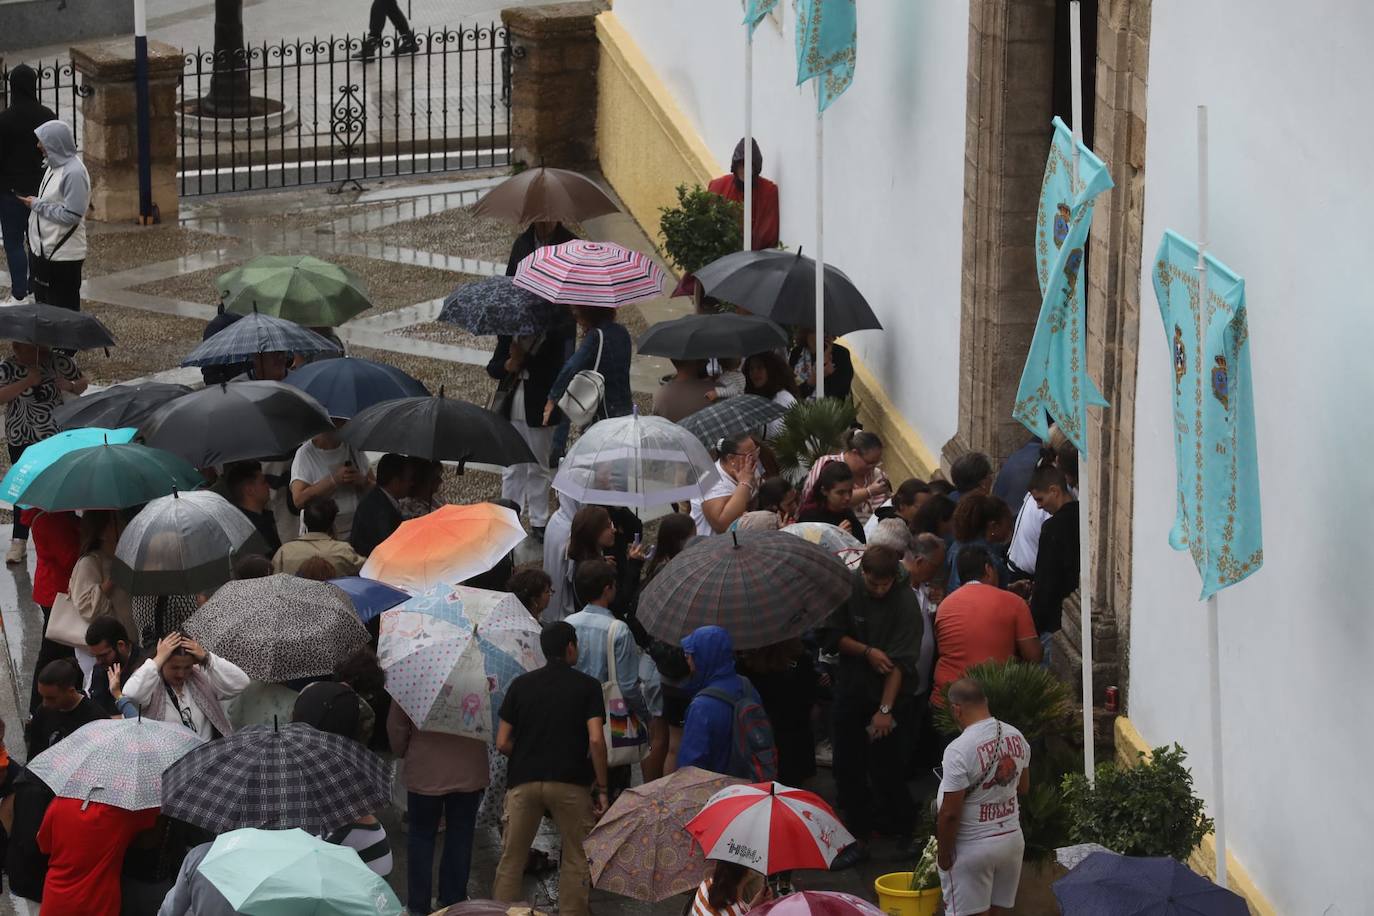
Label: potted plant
xmin=771 ymin=398 xmax=858 ymax=481
xmin=874 ymin=836 xmax=941 ymax=916
xmin=1061 ymin=743 xmax=1215 ymax=861
xmin=658 ymin=184 xmax=743 ymax=277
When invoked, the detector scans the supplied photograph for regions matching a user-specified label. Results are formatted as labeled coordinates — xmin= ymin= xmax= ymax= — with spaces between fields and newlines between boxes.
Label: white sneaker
xmin=6 ymin=538 xmax=26 ymax=565
xmin=0 ymin=296 xmax=23 ymax=307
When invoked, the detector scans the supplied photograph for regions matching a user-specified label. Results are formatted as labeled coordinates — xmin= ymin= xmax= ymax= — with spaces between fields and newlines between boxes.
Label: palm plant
xmin=932 ymin=659 xmax=1074 ymax=741
xmin=771 ymin=398 xmax=857 ymax=481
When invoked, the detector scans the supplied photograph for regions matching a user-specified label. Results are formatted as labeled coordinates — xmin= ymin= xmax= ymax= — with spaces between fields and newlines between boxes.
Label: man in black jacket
xmin=1028 ymin=465 xmax=1079 ymax=659
xmin=0 ymin=65 xmax=54 ymax=304
xmin=349 ymin=452 xmax=411 ymax=556
xmin=85 ymin=618 xmax=146 ymax=716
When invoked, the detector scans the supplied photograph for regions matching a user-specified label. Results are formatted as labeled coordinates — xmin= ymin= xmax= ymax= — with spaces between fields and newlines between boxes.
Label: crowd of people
xmin=0 ymin=130 xmax=1085 ymax=916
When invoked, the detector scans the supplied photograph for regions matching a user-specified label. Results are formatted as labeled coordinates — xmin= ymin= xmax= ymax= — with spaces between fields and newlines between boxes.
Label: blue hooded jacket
xmin=678 ymin=626 xmax=758 ymax=774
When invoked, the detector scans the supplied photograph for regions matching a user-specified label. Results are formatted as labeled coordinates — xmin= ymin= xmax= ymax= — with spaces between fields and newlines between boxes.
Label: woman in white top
xmin=289 ymin=425 xmax=373 ymax=541
xmin=690 ymin=432 xmax=760 ymax=536
xmin=122 ymin=632 xmax=249 ymax=740
xmin=743 ymin=351 xmax=799 ymax=440
xmin=67 ymin=510 xmax=131 ymax=687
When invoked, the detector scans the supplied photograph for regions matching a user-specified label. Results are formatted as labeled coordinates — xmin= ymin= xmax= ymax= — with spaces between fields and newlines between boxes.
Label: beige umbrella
xmin=472 ymin=167 xmax=619 ymax=224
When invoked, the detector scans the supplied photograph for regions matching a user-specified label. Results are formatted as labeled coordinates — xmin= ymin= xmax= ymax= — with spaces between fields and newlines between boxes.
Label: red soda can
xmin=1105 ymin=686 xmax=1119 ymax=712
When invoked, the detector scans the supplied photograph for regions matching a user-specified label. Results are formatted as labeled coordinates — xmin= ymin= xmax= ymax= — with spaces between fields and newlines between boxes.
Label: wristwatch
xmin=878 ymin=704 xmax=892 ymax=715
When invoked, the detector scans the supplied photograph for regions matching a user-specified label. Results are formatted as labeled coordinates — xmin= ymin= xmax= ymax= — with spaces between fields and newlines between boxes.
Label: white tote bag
xmin=601 ymin=622 xmax=647 ymax=766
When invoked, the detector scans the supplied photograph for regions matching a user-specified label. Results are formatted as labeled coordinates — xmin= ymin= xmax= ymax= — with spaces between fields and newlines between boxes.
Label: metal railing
xmin=0 ymin=59 xmax=91 ymax=149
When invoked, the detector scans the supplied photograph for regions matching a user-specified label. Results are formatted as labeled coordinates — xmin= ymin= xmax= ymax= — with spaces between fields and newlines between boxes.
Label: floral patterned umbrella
xmin=585 ymin=767 xmax=744 ymax=902
xmin=27 ymin=717 xmax=205 ymax=811
xmin=781 ymin=522 xmax=865 ymax=570
xmin=378 ymin=585 xmax=544 ymax=742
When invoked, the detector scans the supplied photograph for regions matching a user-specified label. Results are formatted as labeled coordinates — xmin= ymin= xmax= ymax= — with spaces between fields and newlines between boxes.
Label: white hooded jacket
xmin=27 ymin=120 xmax=89 ymax=262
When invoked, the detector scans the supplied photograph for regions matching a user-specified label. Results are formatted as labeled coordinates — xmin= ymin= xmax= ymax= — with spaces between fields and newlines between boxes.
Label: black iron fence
xmin=178 ymin=24 xmax=515 ymax=196
xmin=0 ymin=59 xmax=91 ymax=149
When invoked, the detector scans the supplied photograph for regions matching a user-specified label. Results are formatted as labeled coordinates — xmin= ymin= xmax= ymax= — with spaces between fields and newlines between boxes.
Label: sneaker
xmin=830 ymin=842 xmax=870 ymax=871
xmin=814 ymin=738 xmax=834 ymax=768
xmin=6 ymin=538 xmax=26 ymax=565
xmin=392 ymin=32 xmax=420 ymax=55
xmin=0 ymin=296 xmax=25 ymax=307
xmin=352 ymin=35 xmax=381 ymax=61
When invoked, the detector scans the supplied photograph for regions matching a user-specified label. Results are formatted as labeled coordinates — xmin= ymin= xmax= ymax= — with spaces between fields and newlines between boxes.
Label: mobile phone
xmin=632 ymin=533 xmax=641 ymax=546
xmin=642 ymin=545 xmax=657 ymax=561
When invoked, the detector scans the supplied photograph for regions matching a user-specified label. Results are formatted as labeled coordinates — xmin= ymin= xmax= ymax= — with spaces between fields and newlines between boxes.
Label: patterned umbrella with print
xmin=679 ymin=394 xmax=788 ymax=448
xmin=781 ymin=522 xmax=865 ymax=570
xmin=686 ymin=782 xmax=855 ymax=874
xmin=513 ymin=240 xmax=666 ymax=309
xmin=438 ymin=276 xmax=562 ymax=337
xmin=378 ymin=585 xmax=544 ymax=742
xmin=161 ymin=722 xmax=390 ymax=835
xmin=182 ymin=575 xmax=370 ymax=682
xmin=180 ymin=312 xmax=342 ymax=367
xmin=27 ymin=717 xmax=205 ymax=811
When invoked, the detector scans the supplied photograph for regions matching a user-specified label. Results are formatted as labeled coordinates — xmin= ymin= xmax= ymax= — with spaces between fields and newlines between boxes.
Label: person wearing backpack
xmin=678 ymin=626 xmax=777 ymax=782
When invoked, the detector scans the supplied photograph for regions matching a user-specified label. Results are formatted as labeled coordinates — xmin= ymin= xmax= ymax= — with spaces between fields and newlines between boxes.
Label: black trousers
xmin=8 ymin=443 xmax=29 ymax=540
xmin=831 ymin=691 xmax=916 ymax=839
xmin=28 ymin=605 xmax=75 ymax=716
xmin=368 ymin=0 xmax=410 ymax=37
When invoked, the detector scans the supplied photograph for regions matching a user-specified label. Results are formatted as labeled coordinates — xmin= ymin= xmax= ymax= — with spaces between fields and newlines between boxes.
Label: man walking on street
xmin=936 ymin=678 xmax=1031 ymax=916
xmin=355 ymin=0 xmax=419 ymax=61
xmin=493 ymin=622 xmax=608 ymax=916
xmin=0 ymin=65 xmax=54 ymax=305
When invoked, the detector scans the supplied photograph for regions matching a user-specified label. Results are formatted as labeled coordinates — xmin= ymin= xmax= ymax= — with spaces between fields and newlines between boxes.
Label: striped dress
xmin=691 ymin=878 xmax=751 ymax=916
xmin=325 ymin=819 xmax=393 ymax=876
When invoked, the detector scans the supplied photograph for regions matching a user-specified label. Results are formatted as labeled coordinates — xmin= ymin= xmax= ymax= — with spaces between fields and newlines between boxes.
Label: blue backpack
xmin=698 ymin=678 xmax=779 ymax=782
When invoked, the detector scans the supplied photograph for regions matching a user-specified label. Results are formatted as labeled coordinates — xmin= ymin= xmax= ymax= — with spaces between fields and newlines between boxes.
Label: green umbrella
xmin=15 ymin=442 xmax=203 ymax=511
xmin=198 ymin=827 xmax=403 ymax=916
xmin=218 ymin=256 xmax=372 ymax=326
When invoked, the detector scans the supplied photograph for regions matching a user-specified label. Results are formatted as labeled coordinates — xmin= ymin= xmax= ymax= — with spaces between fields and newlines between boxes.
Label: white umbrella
xmin=113 ymin=489 xmax=264 ymax=596
xmin=27 ymin=717 xmax=205 ymax=810
xmin=552 ymin=410 xmax=720 ymax=510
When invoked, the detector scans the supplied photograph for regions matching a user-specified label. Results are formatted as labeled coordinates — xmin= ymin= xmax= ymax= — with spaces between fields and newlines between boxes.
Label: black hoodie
xmin=0 ymin=65 xmax=57 ymax=194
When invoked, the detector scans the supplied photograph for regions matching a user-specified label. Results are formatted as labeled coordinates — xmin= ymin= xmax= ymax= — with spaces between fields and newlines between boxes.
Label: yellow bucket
xmin=873 ymin=872 xmax=942 ymax=916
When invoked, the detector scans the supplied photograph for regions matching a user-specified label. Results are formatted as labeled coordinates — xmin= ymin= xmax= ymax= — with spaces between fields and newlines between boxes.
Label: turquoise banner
xmin=795 ymin=0 xmax=856 ymax=112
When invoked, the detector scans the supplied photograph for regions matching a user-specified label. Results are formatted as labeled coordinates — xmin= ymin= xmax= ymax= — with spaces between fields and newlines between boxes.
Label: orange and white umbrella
xmin=685 ymin=782 xmax=855 ymax=875
xmin=360 ymin=503 xmax=524 ymax=594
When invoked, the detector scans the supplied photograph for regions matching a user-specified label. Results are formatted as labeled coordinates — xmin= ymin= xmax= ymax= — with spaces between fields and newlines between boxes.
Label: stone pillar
xmin=71 ymin=39 xmax=184 ymax=223
xmin=501 ymin=2 xmax=603 ymax=170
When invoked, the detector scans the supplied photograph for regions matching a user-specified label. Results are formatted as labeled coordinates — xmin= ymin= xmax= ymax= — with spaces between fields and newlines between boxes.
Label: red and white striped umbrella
xmin=685 ymin=782 xmax=855 ymax=875
xmin=512 ymin=240 xmax=667 ymax=308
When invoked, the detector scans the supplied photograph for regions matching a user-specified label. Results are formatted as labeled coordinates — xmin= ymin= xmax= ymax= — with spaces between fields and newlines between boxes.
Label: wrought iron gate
xmin=178 ymin=24 xmax=515 ymax=196
xmin=0 ymin=59 xmax=91 ymax=149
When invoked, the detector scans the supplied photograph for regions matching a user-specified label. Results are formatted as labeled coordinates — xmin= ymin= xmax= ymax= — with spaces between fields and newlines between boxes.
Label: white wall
xmin=1130 ymin=2 xmax=1374 ymax=913
xmin=613 ymin=0 xmax=970 ymax=453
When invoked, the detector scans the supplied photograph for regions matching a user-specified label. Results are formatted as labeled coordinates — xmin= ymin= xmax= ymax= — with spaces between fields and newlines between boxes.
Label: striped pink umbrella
xmin=512 ymin=240 xmax=666 ymax=308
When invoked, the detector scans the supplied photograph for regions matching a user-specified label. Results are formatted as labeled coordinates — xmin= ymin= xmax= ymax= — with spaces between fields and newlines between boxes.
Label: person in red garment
xmin=36 ymin=798 xmax=158 ymax=915
xmin=707 ymin=138 xmax=780 ymax=251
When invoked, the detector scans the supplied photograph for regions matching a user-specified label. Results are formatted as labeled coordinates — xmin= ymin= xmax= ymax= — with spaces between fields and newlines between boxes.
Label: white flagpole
xmin=1195 ymin=103 xmax=1228 ymax=890
xmin=814 ymin=110 xmax=825 ymax=399
xmin=744 ymin=28 xmax=755 ymax=252
xmin=1069 ymin=0 xmax=1095 ymax=783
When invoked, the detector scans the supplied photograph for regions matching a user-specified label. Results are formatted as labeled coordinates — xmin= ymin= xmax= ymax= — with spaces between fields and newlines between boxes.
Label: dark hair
xmin=1028 ymin=465 xmax=1069 ymax=495
xmin=708 ymin=860 xmax=757 ymax=911
xmin=927 ymin=478 xmax=956 ymax=497
xmin=1055 ymin=439 xmax=1079 ymax=484
xmin=860 ymin=545 xmax=901 ymax=580
xmin=843 ymin=428 xmax=883 ymax=456
xmin=291 ymin=681 xmax=362 ymax=740
xmin=755 ymin=477 xmax=796 ymax=514
xmin=912 ymin=494 xmax=956 ymax=536
xmin=38 ymin=658 xmax=83 ymax=689
xmin=375 ymin=453 xmax=410 ymax=488
xmin=234 ymin=554 xmax=273 ymax=580
xmin=541 ymin=620 xmax=578 ymax=661
xmin=85 ymin=617 xmax=129 ymax=649
xmin=78 ymin=509 xmax=118 ymax=556
xmin=335 ymin=647 xmax=386 ymax=696
xmin=948 ymin=677 xmax=988 ymax=706
xmin=951 ymin=494 xmax=1012 ymax=542
xmin=744 ymin=350 xmax=798 ymax=399
xmin=643 ymin=512 xmax=696 ymax=582
xmin=892 ymin=478 xmax=930 ymax=509
xmin=224 ymin=460 xmax=264 ymax=503
xmin=713 ymin=431 xmax=757 ymax=460
xmin=303 ymin=496 xmax=339 ymax=534
xmin=295 ymin=556 xmax=336 ymax=581
xmin=573 ymin=305 xmax=617 ymax=327
xmin=574 ymin=559 xmax=617 ymax=605
xmin=567 ymin=506 xmax=613 ymax=564
xmin=950 ymin=451 xmax=994 ymax=493
xmin=813 ymin=460 xmax=855 ymax=502
xmin=955 ymin=544 xmax=995 ymax=585
xmin=506 ymin=567 xmax=553 ymax=611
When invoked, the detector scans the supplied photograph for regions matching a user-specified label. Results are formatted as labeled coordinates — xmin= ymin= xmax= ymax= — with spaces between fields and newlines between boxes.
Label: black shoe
xmin=352 ymin=36 xmax=381 ymax=61
xmin=530 ymin=526 xmax=546 ymax=543
xmin=830 ymin=842 xmax=870 ymax=871
xmin=392 ymin=32 xmax=420 ymax=55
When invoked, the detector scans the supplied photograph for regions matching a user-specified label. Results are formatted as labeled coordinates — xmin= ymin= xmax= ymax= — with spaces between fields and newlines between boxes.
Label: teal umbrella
xmin=0 ymin=427 xmax=137 ymax=506
xmin=14 ymin=443 xmax=203 ymax=511
xmin=219 ymin=256 xmax=373 ymax=327
xmin=198 ymin=827 xmax=403 ymax=916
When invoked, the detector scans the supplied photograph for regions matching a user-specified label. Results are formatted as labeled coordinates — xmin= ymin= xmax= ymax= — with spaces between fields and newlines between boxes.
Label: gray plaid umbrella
xmin=113 ymin=490 xmax=266 ymax=596
xmin=181 ymin=312 xmax=342 ymax=367
xmin=437 ymin=276 xmax=560 ymax=337
xmin=636 ymin=530 xmax=852 ymax=650
xmin=27 ymin=717 xmax=205 ymax=811
xmin=161 ymin=722 xmax=390 ymax=835
xmin=678 ymin=395 xmax=788 ymax=447
xmin=183 ymin=575 xmax=370 ymax=682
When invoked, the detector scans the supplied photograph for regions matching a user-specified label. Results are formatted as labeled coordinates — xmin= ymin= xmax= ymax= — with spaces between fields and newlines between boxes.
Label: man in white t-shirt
xmin=935 ymin=678 xmax=1030 ymax=916
xmin=289 ymin=425 xmax=374 ymax=542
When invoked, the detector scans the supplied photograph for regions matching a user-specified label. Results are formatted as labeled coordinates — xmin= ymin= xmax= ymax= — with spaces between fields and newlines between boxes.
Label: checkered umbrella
xmin=513 ymin=240 xmax=666 ymax=308
xmin=181 ymin=312 xmax=342 ymax=367
xmin=161 ymin=722 xmax=390 ymax=834
xmin=27 ymin=717 xmax=205 ymax=811
xmin=636 ymin=530 xmax=852 ymax=650
xmin=437 ymin=276 xmax=561 ymax=337
xmin=678 ymin=395 xmax=788 ymax=448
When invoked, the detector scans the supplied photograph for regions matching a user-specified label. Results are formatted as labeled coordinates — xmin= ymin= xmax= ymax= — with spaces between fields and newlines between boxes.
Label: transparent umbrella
xmin=552 ymin=410 xmax=720 ymax=510
xmin=113 ymin=490 xmax=266 ymax=596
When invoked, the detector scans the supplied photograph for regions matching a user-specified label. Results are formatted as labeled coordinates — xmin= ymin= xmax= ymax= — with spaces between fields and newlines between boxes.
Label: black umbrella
xmin=52 ymin=381 xmax=192 ymax=431
xmin=139 ymin=381 xmax=333 ymax=467
xmin=339 ymin=390 xmax=536 ymax=465
xmin=693 ymin=249 xmax=882 ymax=337
xmin=636 ymin=313 xmax=790 ymax=360
xmin=0 ymin=302 xmax=116 ymax=350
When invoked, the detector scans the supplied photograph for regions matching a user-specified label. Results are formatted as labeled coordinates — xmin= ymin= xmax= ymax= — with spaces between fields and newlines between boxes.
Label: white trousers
xmin=501 ymin=387 xmax=554 ymax=527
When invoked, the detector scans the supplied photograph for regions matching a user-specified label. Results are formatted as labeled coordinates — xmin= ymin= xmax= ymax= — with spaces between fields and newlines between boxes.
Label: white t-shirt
xmin=290 ymin=443 xmax=371 ymax=540
xmin=690 ymin=461 xmax=744 ymax=536
xmin=938 ymin=717 xmax=1030 ymax=842
xmin=1008 ymin=493 xmax=1050 ymax=574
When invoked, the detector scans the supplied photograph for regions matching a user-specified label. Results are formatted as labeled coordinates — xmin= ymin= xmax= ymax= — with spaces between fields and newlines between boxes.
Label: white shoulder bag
xmin=557 ymin=328 xmax=606 ymax=429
